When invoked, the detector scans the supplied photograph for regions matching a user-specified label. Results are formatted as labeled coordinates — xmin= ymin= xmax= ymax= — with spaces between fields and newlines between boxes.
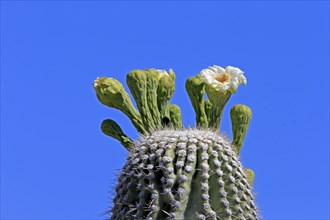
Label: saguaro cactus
xmin=94 ymin=66 xmax=258 ymax=220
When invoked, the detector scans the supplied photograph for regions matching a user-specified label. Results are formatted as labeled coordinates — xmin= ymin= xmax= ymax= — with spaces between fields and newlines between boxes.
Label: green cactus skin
xmin=204 ymin=99 xmax=212 ymax=124
xmin=111 ymin=129 xmax=257 ymax=220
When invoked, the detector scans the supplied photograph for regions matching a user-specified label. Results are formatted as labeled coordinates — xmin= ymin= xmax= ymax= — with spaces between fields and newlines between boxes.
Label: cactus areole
xmin=94 ymin=65 xmax=258 ymax=220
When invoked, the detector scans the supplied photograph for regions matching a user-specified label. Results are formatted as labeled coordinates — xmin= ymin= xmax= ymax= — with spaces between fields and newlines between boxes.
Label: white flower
xmin=199 ymin=65 xmax=247 ymax=93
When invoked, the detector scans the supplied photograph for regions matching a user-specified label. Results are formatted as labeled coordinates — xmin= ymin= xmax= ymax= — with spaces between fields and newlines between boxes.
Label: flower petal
xmin=213 ymin=65 xmax=226 ymax=74
xmin=225 ymin=66 xmax=243 ymax=76
xmin=200 ymin=70 xmax=217 ymax=84
xmin=208 ymin=66 xmax=218 ymax=73
xmin=240 ymin=75 xmax=247 ymax=85
xmin=230 ymin=82 xmax=238 ymax=92
xmin=208 ymin=65 xmax=225 ymax=74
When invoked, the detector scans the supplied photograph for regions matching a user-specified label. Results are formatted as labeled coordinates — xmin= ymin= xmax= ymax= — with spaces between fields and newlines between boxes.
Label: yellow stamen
xmin=215 ymin=73 xmax=231 ymax=83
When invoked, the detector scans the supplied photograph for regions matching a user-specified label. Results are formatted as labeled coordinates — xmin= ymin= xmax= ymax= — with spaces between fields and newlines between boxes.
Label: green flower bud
xmin=244 ymin=168 xmax=255 ymax=186
xmin=185 ymin=76 xmax=208 ymax=128
xmin=145 ymin=69 xmax=162 ymax=128
xmin=157 ymin=69 xmax=175 ymax=126
xmin=169 ymin=104 xmax=182 ymax=129
xmin=126 ymin=70 xmax=157 ymax=131
xmin=93 ymin=77 xmax=146 ymax=134
xmin=230 ymin=104 xmax=252 ymax=154
xmin=101 ymin=119 xmax=134 ymax=151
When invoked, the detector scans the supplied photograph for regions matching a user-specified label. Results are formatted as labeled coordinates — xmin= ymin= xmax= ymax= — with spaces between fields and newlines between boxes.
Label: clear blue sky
xmin=1 ymin=1 xmax=329 ymax=220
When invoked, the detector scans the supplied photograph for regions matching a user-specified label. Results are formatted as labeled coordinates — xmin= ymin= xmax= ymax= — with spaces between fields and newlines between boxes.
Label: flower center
xmin=215 ymin=73 xmax=231 ymax=83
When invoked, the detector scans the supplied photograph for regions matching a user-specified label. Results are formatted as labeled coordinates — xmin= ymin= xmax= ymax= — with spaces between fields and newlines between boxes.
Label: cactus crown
xmin=94 ymin=66 xmax=258 ymax=219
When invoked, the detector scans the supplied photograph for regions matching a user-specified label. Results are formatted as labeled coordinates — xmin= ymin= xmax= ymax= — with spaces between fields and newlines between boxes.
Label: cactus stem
xmin=136 ymin=145 xmax=151 ymax=218
xmin=178 ymin=142 xmax=198 ymax=219
xmin=162 ymin=143 xmax=176 ymax=205
xmin=184 ymin=141 xmax=205 ymax=219
xmin=208 ymin=144 xmax=223 ymax=216
xmin=146 ymin=159 xmax=161 ymax=219
xmin=109 ymin=128 xmax=258 ymax=220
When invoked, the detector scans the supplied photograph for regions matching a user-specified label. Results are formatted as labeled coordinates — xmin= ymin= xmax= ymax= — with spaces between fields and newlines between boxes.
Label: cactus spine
xmin=94 ymin=66 xmax=258 ymax=219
